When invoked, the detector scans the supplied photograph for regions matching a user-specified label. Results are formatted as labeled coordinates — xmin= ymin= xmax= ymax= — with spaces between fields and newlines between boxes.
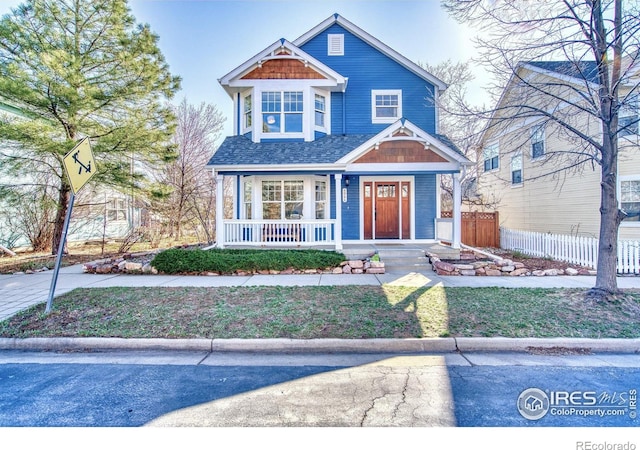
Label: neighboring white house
xmin=0 ymin=98 xmax=143 ymax=250
xmin=476 ymin=60 xmax=640 ymax=240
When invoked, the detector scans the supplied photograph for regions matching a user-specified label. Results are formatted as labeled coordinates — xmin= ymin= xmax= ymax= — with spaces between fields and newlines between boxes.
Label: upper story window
xmin=483 ymin=143 xmax=499 ymax=172
xmin=327 ymin=34 xmax=344 ymax=56
xmin=620 ymin=177 xmax=640 ymax=222
xmin=262 ymin=91 xmax=303 ymax=133
xmin=531 ymin=124 xmax=545 ymax=158
xmin=619 ymin=96 xmax=639 ymax=137
xmin=315 ymin=94 xmax=326 ymax=128
xmin=243 ymin=94 xmax=252 ymax=130
xmin=372 ymin=90 xmax=402 ymax=123
xmin=511 ymin=152 xmax=522 ymax=185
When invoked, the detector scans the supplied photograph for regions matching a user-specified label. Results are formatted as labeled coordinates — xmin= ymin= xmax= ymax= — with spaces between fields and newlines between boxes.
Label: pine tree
xmin=0 ymin=0 xmax=181 ymax=253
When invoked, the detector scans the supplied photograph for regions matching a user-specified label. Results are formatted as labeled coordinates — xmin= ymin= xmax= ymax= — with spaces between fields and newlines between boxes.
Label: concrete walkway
xmin=1 ymin=264 xmax=640 ymax=354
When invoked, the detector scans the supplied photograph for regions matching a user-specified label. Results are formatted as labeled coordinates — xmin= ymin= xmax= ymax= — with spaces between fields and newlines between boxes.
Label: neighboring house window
xmin=372 ymin=90 xmax=402 ymax=123
xmin=483 ymin=143 xmax=499 ymax=172
xmin=315 ymin=94 xmax=326 ymax=128
xmin=107 ymin=198 xmax=126 ymax=221
xmin=620 ymin=178 xmax=640 ymax=222
xmin=315 ymin=180 xmax=327 ymax=219
xmin=262 ymin=91 xmax=303 ymax=133
xmin=243 ymin=94 xmax=252 ymax=130
xmin=511 ymin=152 xmax=522 ymax=185
xmin=261 ymin=180 xmax=304 ymax=219
xmin=619 ymin=97 xmax=639 ymax=137
xmin=531 ymin=124 xmax=545 ymax=158
xmin=327 ymin=34 xmax=344 ymax=56
xmin=243 ymin=179 xmax=252 ymax=219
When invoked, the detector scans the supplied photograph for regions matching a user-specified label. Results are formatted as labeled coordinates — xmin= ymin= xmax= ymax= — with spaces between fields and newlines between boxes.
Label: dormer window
xmin=262 ymin=91 xmax=303 ymax=133
xmin=315 ymin=94 xmax=326 ymax=128
xmin=243 ymin=94 xmax=252 ymax=130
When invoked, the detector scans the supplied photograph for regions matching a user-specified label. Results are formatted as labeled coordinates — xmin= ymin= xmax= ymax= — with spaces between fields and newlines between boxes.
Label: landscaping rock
xmin=485 ymin=269 xmax=502 ymax=276
xmin=348 ymin=260 xmax=364 ymax=269
xmin=459 ymin=269 xmax=476 ymax=276
xmin=543 ymin=268 xmax=560 ymax=276
xmin=500 ymin=265 xmax=515 ymax=272
xmin=565 ymin=267 xmax=579 ymax=276
xmin=433 ymin=261 xmax=456 ymax=273
xmin=366 ymin=267 xmax=385 ymax=274
xmin=510 ymin=268 xmax=529 ymax=276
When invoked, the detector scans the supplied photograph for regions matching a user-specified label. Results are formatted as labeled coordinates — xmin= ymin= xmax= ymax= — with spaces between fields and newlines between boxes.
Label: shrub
xmin=151 ymin=248 xmax=346 ymax=274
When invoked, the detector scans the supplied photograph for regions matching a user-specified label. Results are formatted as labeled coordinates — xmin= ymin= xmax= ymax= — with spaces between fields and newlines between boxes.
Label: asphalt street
xmin=1 ymin=350 xmax=638 ymax=428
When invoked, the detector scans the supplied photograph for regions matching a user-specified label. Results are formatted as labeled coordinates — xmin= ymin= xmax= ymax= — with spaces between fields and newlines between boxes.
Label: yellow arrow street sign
xmin=63 ymin=137 xmax=97 ymax=194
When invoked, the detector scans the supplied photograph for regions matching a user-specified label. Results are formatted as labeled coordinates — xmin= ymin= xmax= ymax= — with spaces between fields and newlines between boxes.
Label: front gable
xmin=339 ymin=119 xmax=470 ymax=171
xmin=241 ymin=58 xmax=326 ymax=80
xmin=354 ymin=137 xmax=448 ymax=164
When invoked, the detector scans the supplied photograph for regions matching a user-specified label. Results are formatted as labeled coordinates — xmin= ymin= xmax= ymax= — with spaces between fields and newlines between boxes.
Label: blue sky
xmin=0 ymin=0 xmax=485 ymax=137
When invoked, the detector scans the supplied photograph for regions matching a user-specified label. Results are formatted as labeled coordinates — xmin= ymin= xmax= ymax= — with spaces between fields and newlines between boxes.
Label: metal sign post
xmin=45 ymin=192 xmax=75 ymax=314
xmin=45 ymin=138 xmax=97 ymax=314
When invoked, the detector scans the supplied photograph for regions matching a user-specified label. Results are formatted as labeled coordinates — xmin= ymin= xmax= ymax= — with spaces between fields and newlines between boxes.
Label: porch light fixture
xmin=344 ymin=176 xmax=350 ymax=187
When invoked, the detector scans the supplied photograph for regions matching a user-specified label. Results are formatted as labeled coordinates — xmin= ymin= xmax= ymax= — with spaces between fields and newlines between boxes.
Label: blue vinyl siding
xmin=342 ymin=176 xmax=360 ymax=239
xmin=414 ymin=174 xmax=437 ymax=239
xmin=301 ymin=24 xmax=437 ymax=135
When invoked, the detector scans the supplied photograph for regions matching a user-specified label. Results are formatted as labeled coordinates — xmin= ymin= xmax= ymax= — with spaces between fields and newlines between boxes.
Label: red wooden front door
xmin=374 ymin=182 xmax=399 ymax=238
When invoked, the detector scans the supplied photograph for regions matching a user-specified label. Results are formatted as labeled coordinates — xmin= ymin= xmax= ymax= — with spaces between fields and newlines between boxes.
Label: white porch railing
xmin=222 ymin=220 xmax=336 ymax=246
xmin=501 ymin=227 xmax=640 ymax=274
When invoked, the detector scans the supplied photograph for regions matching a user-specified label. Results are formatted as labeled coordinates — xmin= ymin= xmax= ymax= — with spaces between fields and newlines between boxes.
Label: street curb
xmin=0 ymin=337 xmax=639 ymax=353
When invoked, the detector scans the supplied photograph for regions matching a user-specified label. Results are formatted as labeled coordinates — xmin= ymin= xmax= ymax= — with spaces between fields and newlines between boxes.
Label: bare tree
xmin=150 ymin=99 xmax=225 ymax=242
xmin=421 ymin=60 xmax=494 ymax=210
xmin=442 ymin=0 xmax=640 ymax=300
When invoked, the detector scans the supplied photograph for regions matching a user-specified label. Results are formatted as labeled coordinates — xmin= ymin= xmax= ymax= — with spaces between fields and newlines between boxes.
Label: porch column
xmin=334 ymin=173 xmax=343 ymax=250
xmin=452 ymin=172 xmax=462 ymax=249
xmin=215 ymin=172 xmax=225 ymax=248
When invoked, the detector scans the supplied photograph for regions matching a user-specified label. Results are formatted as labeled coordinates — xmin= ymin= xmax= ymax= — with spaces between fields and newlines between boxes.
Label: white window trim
xmin=531 ymin=124 xmax=545 ymax=159
xmin=482 ymin=142 xmax=499 ymax=173
xmin=250 ymin=176 xmax=332 ymax=220
xmin=327 ymin=34 xmax=344 ymax=56
xmin=371 ymin=89 xmax=402 ymax=124
xmin=618 ymin=175 xmax=640 ymax=227
xmin=510 ymin=151 xmax=523 ymax=187
xmin=313 ymin=89 xmax=329 ymax=133
xmin=241 ymin=91 xmax=252 ymax=134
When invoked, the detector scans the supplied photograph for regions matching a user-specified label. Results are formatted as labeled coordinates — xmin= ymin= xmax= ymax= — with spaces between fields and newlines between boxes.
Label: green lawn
xmin=2 ymin=286 xmax=639 ymax=339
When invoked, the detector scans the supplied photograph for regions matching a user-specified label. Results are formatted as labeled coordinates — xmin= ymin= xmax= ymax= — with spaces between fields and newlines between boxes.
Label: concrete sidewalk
xmin=1 ymin=264 xmax=640 ymax=355
xmin=3 ymin=263 xmax=640 ymax=323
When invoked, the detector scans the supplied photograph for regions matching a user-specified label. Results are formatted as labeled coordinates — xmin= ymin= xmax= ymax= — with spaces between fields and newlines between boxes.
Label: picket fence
xmin=500 ymin=228 xmax=640 ymax=274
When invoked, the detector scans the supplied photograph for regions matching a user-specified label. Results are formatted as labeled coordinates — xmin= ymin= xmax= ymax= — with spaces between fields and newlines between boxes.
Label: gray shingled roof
xmin=208 ymin=134 xmax=376 ymax=167
xmin=208 ymin=131 xmax=467 ymax=169
xmin=527 ymin=61 xmax=600 ymax=84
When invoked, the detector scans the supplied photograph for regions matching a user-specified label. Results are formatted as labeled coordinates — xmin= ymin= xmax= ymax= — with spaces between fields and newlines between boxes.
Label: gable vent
xmin=328 ymin=34 xmax=344 ymax=56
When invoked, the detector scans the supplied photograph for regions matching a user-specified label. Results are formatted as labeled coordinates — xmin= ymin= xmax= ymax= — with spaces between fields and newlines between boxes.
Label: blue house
xmin=208 ymin=14 xmax=471 ymax=250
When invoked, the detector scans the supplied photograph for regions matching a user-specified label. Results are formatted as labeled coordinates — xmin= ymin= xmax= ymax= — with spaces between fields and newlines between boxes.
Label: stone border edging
xmin=0 ymin=337 xmax=638 ymax=353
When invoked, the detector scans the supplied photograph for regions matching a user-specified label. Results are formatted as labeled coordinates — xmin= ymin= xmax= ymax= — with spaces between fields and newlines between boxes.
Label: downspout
xmin=341 ymin=78 xmax=349 ymax=135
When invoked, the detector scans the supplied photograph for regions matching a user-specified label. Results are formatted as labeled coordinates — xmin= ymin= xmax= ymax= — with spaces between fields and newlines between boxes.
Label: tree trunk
xmin=590 ymin=150 xmax=623 ymax=298
xmin=52 ymin=182 xmax=71 ymax=255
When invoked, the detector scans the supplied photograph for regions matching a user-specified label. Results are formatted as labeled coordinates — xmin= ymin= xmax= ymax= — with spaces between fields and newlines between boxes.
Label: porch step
xmin=376 ymin=248 xmax=433 ymax=274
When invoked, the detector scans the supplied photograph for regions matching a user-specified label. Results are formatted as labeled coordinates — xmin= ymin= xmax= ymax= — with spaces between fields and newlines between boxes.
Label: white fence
xmin=500 ymin=228 xmax=640 ymax=274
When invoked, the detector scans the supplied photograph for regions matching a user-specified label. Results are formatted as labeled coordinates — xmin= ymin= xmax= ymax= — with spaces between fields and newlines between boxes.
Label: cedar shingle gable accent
xmin=241 ymin=59 xmax=326 ymax=79
xmin=354 ymin=140 xmax=448 ymax=163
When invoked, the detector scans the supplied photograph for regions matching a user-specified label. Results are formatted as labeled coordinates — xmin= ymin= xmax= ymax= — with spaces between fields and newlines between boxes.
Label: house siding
xmin=415 ymin=174 xmax=437 ymax=239
xmin=342 ymin=176 xmax=360 ymax=240
xmin=478 ymin=74 xmax=640 ymax=241
xmin=300 ymin=23 xmax=437 ymax=135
